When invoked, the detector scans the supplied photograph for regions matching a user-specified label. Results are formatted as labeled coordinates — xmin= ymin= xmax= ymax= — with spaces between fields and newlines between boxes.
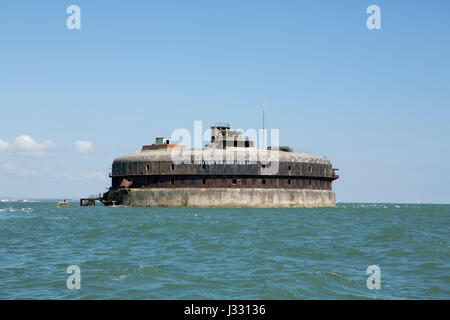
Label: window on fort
xmin=202 ymin=163 xmax=206 ymax=170
xmin=309 ymin=180 xmax=312 ymax=186
xmin=288 ymin=179 xmax=292 ymax=185
xmin=232 ymin=178 xmax=237 ymax=185
xmin=202 ymin=178 xmax=206 ymax=185
xmin=234 ymin=140 xmax=237 ymax=147
xmin=146 ymin=164 xmax=150 ymax=171
xmin=288 ymin=165 xmax=292 ymax=171
xmin=170 ymin=178 xmax=174 ymax=185
xmin=171 ymin=164 xmax=175 ymax=171
xmin=262 ymin=179 xmax=266 ymax=185
xmin=308 ymin=166 xmax=312 ymax=172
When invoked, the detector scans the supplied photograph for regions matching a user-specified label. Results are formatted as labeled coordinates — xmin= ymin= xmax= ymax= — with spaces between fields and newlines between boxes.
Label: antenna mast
xmin=262 ymin=97 xmax=266 ymax=149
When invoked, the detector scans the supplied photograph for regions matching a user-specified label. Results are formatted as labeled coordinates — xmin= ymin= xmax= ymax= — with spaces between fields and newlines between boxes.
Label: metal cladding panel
xmin=113 ymin=161 xmax=333 ymax=177
xmin=112 ymin=175 xmax=333 ymax=191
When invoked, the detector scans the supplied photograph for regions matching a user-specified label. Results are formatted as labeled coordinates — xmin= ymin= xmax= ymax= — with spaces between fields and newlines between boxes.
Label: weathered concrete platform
xmin=105 ymin=188 xmax=336 ymax=208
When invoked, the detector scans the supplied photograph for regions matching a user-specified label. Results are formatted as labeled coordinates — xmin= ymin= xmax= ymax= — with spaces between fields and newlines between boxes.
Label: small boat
xmin=57 ymin=200 xmax=70 ymax=207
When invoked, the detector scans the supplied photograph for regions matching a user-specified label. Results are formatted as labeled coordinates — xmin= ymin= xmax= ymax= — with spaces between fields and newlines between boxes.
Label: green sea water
xmin=0 ymin=202 xmax=448 ymax=299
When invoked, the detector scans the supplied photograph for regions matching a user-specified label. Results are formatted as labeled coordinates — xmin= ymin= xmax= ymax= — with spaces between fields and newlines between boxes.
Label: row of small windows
xmin=137 ymin=163 xmax=319 ymax=173
xmin=145 ymin=163 xmax=203 ymax=172
xmin=131 ymin=177 xmax=330 ymax=188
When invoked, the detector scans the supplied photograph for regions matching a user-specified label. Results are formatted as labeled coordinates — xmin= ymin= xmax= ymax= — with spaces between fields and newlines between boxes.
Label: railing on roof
xmin=212 ymin=122 xmax=230 ymax=128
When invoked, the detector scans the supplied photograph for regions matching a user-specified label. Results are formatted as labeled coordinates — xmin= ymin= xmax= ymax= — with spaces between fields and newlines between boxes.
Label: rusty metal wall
xmin=110 ymin=159 xmax=337 ymax=192
xmin=112 ymin=161 xmax=333 ymax=178
xmin=112 ymin=175 xmax=333 ymax=191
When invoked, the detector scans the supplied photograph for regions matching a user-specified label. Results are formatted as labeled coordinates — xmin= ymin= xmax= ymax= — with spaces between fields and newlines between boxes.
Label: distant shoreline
xmin=0 ymin=199 xmax=448 ymax=205
xmin=0 ymin=199 xmax=78 ymax=203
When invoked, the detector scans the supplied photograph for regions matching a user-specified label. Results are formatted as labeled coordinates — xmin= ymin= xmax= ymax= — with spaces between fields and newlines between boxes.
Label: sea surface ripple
xmin=0 ymin=202 xmax=448 ymax=299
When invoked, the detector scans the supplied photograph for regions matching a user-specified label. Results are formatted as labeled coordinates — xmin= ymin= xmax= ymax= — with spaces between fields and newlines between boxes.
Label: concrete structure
xmin=104 ymin=188 xmax=335 ymax=207
xmin=102 ymin=125 xmax=339 ymax=207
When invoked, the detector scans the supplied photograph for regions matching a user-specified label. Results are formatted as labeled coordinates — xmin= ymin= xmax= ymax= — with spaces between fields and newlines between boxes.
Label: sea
xmin=0 ymin=202 xmax=448 ymax=299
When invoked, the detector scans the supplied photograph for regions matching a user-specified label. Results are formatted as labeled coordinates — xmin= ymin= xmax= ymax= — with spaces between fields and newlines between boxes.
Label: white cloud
xmin=74 ymin=141 xmax=94 ymax=154
xmin=0 ymin=135 xmax=56 ymax=157
xmin=0 ymin=160 xmax=39 ymax=177
xmin=43 ymin=169 xmax=106 ymax=181
xmin=0 ymin=139 xmax=9 ymax=151
xmin=0 ymin=163 xmax=106 ymax=182
xmin=13 ymin=135 xmax=56 ymax=156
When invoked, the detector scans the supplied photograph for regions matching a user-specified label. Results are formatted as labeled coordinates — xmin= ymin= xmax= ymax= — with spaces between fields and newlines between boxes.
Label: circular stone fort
xmin=102 ymin=124 xmax=339 ymax=207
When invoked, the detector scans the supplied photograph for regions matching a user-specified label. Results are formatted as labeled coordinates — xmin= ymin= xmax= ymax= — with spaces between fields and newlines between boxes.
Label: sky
xmin=0 ymin=0 xmax=449 ymax=203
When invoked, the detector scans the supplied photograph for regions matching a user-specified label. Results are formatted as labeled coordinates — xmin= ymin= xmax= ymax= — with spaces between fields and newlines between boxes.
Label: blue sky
xmin=0 ymin=1 xmax=449 ymax=202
